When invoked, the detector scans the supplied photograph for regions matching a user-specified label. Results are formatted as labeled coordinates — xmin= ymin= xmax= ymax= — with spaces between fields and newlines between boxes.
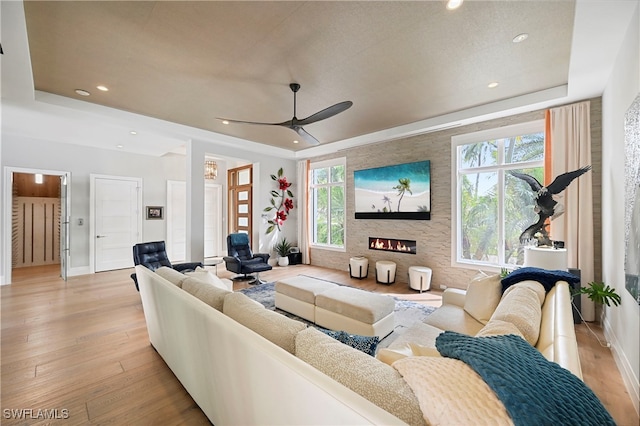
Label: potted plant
xmin=274 ymin=237 xmax=292 ymax=267
xmin=574 ymin=281 xmax=622 ymax=324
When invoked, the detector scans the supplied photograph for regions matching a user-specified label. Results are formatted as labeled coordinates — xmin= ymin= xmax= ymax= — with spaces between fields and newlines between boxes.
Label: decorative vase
xmin=278 ymin=256 xmax=289 ymax=267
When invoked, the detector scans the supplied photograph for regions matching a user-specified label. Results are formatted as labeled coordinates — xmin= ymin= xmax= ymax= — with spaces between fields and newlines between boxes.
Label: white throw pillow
xmin=463 ymin=274 xmax=502 ymax=324
xmin=155 ymin=266 xmax=189 ymax=287
xmin=185 ymin=267 xmax=233 ymax=291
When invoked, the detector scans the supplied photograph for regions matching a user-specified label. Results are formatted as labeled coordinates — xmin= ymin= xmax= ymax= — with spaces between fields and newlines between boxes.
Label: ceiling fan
xmin=218 ymin=83 xmax=353 ymax=146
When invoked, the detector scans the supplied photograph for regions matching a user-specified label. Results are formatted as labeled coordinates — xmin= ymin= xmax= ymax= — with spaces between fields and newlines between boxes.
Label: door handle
xmin=96 ymin=235 xmax=107 ymax=238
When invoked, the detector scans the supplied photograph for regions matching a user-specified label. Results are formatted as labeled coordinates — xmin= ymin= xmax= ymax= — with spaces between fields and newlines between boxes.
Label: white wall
xmin=1 ymin=133 xmax=297 ymax=282
xmin=601 ymin=3 xmax=640 ymax=414
xmin=1 ymin=134 xmax=186 ymax=277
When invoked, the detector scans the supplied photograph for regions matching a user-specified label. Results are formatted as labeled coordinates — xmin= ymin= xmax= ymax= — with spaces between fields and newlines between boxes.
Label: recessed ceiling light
xmin=96 ymin=85 xmax=109 ymax=91
xmin=75 ymin=89 xmax=90 ymax=96
xmin=513 ymin=33 xmax=529 ymax=43
xmin=446 ymin=0 xmax=463 ymax=10
xmin=293 ymin=140 xmax=299 ymax=144
xmin=222 ymin=120 xmax=229 ymax=125
xmin=116 ymin=144 xmax=124 ymax=149
xmin=130 ymin=131 xmax=137 ymax=135
xmin=488 ymin=82 xmax=499 ymax=88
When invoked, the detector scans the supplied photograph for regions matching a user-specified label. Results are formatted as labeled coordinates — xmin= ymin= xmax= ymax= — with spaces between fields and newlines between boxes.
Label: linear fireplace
xmin=369 ymin=237 xmax=417 ymax=255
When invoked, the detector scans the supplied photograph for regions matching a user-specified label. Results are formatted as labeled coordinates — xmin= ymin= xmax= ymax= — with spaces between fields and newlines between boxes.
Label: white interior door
xmin=166 ymin=180 xmax=187 ymax=262
xmin=166 ymin=181 xmax=222 ymax=261
xmin=204 ymin=183 xmax=222 ymax=258
xmin=93 ymin=176 xmax=141 ymax=272
xmin=60 ymin=173 xmax=70 ymax=281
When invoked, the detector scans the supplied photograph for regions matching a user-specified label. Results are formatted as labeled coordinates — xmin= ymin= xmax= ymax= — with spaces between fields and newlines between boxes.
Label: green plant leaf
xmin=271 ymin=190 xmax=280 ymax=197
xmin=271 ymin=174 xmax=277 ymax=180
xmin=277 ymin=168 xmax=283 ymax=177
xmin=264 ymin=206 xmax=274 ymax=212
xmin=266 ymin=224 xmax=275 ymax=234
xmin=286 ymin=190 xmax=294 ymax=198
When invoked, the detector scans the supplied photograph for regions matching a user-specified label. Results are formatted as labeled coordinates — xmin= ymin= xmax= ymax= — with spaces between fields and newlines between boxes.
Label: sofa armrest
xmin=442 ymin=288 xmax=467 ymax=307
xmin=173 ymin=262 xmax=203 ymax=273
xmin=254 ymin=253 xmax=271 ymax=262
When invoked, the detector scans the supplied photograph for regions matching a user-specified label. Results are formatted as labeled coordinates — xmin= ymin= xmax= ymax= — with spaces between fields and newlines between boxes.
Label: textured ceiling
xmin=22 ymin=1 xmax=575 ymax=152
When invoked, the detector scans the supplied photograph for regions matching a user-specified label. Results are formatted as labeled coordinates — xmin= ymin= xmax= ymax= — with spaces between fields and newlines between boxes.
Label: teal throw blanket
xmin=435 ymin=332 xmax=615 ymax=426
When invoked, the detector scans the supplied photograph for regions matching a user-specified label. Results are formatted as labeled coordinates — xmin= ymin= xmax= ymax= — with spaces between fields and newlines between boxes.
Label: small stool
xmin=375 ymin=260 xmax=396 ymax=285
xmin=349 ymin=256 xmax=369 ymax=279
xmin=408 ymin=266 xmax=432 ymax=292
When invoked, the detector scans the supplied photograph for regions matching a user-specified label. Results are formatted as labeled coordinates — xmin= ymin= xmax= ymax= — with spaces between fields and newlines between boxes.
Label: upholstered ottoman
xmin=408 ymin=266 xmax=432 ymax=292
xmin=315 ymin=286 xmax=395 ymax=338
xmin=275 ymin=276 xmax=339 ymax=322
xmin=349 ymin=256 xmax=369 ymax=279
xmin=375 ymin=260 xmax=397 ymax=284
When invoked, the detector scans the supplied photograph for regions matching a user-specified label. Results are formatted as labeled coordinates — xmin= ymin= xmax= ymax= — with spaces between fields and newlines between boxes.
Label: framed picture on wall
xmin=354 ymin=160 xmax=431 ymax=220
xmin=146 ymin=206 xmax=164 ymax=220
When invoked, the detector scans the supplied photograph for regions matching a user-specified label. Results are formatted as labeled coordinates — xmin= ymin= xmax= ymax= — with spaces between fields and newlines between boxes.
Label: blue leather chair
xmin=223 ymin=233 xmax=272 ymax=284
xmin=130 ymin=241 xmax=203 ymax=291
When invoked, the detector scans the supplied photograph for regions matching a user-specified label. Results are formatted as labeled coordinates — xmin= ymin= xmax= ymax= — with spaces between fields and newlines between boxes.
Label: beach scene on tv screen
xmin=354 ymin=160 xmax=431 ymax=214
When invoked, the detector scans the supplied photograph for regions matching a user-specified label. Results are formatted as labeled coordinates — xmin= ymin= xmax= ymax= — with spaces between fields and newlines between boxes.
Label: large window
xmin=452 ymin=121 xmax=544 ymax=270
xmin=310 ymin=158 xmax=345 ymax=249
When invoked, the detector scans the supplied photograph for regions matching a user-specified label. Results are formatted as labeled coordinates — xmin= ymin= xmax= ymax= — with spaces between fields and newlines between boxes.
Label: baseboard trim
xmin=603 ymin=316 xmax=640 ymax=416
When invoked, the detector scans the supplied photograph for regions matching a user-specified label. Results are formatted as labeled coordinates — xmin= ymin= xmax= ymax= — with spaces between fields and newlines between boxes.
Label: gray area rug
xmin=239 ymin=281 xmax=435 ymax=348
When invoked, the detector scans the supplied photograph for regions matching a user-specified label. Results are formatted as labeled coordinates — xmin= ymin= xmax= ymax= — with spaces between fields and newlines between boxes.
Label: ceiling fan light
xmin=75 ymin=89 xmax=90 ymax=96
xmin=96 ymin=85 xmax=109 ymax=91
xmin=446 ymin=0 xmax=463 ymax=10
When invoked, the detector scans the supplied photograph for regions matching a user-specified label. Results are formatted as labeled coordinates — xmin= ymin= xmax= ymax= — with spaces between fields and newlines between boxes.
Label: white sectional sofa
xmin=135 ymin=264 xmax=606 ymax=426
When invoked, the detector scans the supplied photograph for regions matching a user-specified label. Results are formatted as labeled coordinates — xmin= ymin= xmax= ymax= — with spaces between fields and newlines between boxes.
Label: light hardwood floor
xmin=1 ymin=264 xmax=637 ymax=425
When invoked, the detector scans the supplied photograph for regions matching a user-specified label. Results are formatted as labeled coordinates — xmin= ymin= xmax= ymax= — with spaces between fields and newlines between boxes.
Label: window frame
xmin=309 ymin=157 xmax=346 ymax=252
xmin=451 ymin=120 xmax=545 ymax=272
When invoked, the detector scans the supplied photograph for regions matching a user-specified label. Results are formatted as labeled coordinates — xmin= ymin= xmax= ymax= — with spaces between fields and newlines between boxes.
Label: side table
xmin=204 ymin=258 xmax=223 ymax=275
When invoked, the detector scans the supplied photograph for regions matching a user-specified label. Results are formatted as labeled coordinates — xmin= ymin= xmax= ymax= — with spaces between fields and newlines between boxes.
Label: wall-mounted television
xmin=354 ymin=160 xmax=431 ymax=220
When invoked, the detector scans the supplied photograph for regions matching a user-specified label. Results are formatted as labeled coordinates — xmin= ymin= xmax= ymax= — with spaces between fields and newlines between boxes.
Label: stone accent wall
xmin=309 ymin=98 xmax=602 ymax=290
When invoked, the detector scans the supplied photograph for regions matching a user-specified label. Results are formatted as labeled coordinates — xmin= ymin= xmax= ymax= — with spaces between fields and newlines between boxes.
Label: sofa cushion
xmin=155 ymin=266 xmax=189 ymax=287
xmin=223 ymin=292 xmax=306 ymax=354
xmin=185 ymin=267 xmax=233 ymax=291
xmin=463 ymin=274 xmax=502 ymax=324
xmin=489 ymin=281 xmax=545 ymax=345
xmin=393 ymin=356 xmax=512 ymax=426
xmin=424 ymin=304 xmax=485 ymax=336
xmin=295 ymin=327 xmax=426 ymax=426
xmin=182 ymin=276 xmax=231 ymax=311
xmin=475 ymin=319 xmax=525 ymax=339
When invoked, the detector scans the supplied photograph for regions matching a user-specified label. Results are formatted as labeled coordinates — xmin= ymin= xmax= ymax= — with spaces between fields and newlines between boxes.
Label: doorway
xmin=2 ymin=167 xmax=70 ymax=285
xmin=227 ymin=165 xmax=253 ymax=242
xmin=166 ymin=180 xmax=222 ymax=261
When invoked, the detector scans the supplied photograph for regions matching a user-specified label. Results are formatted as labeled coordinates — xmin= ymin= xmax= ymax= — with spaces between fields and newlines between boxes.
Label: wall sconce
xmin=205 ymin=160 xmax=218 ymax=180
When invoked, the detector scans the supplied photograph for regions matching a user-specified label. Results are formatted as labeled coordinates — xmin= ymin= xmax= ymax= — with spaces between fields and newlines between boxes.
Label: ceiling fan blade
xmin=292 ymin=126 xmax=320 ymax=146
xmin=296 ymin=101 xmax=353 ymax=126
xmin=217 ymin=117 xmax=290 ymax=126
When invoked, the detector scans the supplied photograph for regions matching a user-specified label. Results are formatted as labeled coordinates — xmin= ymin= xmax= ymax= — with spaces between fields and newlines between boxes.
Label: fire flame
xmin=369 ymin=238 xmax=414 ymax=253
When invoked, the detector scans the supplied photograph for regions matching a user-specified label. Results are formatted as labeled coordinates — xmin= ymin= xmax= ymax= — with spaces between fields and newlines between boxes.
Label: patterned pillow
xmin=321 ymin=329 xmax=380 ymax=356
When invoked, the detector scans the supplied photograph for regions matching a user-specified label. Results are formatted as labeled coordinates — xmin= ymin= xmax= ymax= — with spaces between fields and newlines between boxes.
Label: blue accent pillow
xmin=320 ymin=329 xmax=379 ymax=356
xmin=501 ymin=267 xmax=580 ymax=293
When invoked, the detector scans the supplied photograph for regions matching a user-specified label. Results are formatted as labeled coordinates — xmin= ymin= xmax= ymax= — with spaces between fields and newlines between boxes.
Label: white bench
xmin=275 ymin=276 xmax=395 ymax=339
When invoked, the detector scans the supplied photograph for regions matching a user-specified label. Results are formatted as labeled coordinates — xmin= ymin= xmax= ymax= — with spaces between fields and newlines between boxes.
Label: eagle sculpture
xmin=509 ymin=165 xmax=592 ymax=244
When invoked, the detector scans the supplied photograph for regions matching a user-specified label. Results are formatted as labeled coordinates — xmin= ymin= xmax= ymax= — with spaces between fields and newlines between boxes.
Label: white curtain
xmin=296 ymin=160 xmax=311 ymax=264
xmin=549 ymin=101 xmax=595 ymax=320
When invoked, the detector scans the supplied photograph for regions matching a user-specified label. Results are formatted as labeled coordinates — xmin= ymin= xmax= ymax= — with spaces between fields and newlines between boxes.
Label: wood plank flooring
xmin=1 ymin=264 xmax=638 ymax=425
